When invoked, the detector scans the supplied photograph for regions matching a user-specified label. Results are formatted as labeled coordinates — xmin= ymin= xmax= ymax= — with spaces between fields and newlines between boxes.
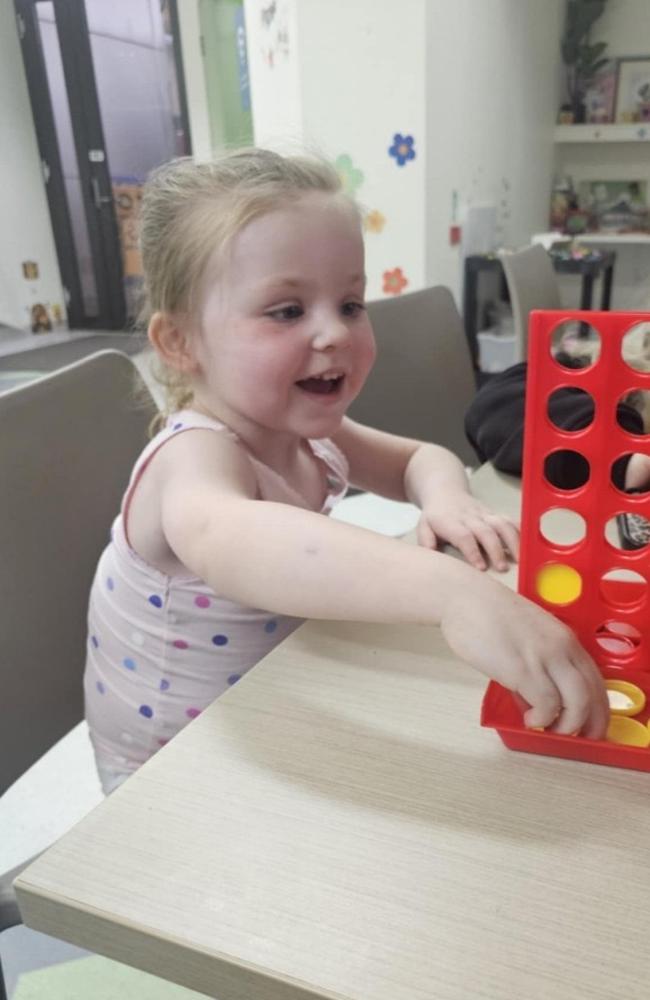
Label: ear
xmin=147 ymin=312 xmax=200 ymax=374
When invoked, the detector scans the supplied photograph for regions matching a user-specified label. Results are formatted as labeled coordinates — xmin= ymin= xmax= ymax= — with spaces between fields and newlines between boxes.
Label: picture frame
xmin=584 ymin=59 xmax=618 ymax=124
xmin=614 ymin=56 xmax=650 ymax=123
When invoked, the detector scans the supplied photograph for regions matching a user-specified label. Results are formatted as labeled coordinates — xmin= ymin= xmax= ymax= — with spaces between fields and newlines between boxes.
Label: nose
xmin=311 ymin=312 xmax=351 ymax=352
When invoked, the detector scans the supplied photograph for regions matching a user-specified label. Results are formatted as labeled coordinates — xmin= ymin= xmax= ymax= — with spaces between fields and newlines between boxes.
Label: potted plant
xmin=561 ymin=0 xmax=610 ymax=123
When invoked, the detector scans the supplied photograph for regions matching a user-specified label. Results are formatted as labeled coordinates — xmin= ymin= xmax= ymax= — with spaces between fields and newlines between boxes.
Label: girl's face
xmin=190 ymin=192 xmax=376 ymax=443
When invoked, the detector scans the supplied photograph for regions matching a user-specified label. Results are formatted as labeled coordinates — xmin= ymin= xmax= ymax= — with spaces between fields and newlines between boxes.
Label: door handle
xmin=91 ymin=177 xmax=113 ymax=209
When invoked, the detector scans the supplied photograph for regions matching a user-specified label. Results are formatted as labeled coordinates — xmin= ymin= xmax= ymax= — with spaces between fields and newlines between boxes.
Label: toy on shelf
xmin=482 ymin=308 xmax=650 ymax=771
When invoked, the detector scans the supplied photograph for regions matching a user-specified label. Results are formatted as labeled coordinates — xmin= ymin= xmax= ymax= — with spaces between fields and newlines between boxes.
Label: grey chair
xmin=499 ymin=245 xmax=561 ymax=363
xmin=347 ymin=285 xmax=477 ymax=465
xmin=0 ymin=351 xmax=155 ymax=999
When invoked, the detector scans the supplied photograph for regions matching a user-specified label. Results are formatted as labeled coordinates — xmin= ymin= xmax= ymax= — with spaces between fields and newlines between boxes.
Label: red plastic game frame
xmin=481 ymin=308 xmax=650 ymax=771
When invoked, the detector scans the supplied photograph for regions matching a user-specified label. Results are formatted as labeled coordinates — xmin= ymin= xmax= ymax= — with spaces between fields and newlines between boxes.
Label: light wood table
xmin=15 ymin=466 xmax=650 ymax=1000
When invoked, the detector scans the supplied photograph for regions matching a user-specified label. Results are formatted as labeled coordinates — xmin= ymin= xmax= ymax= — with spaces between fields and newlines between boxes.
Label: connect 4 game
xmin=482 ymin=309 xmax=650 ymax=771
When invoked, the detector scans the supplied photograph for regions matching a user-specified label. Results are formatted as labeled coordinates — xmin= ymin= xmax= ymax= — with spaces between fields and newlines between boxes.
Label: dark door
xmin=14 ymin=0 xmax=191 ymax=330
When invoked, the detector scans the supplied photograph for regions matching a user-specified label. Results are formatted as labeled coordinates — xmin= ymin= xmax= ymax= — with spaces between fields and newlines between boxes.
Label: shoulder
xmin=153 ymin=424 xmax=259 ymax=500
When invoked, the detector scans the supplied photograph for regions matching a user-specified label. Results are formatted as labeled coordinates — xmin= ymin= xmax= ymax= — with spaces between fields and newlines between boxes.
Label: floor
xmin=0 ymin=328 xmax=421 ymax=997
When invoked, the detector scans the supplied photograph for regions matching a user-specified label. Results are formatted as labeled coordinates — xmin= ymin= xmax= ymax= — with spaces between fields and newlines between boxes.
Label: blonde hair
xmin=139 ymin=148 xmax=347 ymax=421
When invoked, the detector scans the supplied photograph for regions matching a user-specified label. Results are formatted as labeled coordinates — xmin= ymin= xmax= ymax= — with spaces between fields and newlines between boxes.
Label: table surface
xmin=15 ymin=465 xmax=650 ymax=1000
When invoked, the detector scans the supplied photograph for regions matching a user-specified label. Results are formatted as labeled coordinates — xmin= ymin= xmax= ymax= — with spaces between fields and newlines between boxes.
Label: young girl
xmin=84 ymin=148 xmax=608 ymax=793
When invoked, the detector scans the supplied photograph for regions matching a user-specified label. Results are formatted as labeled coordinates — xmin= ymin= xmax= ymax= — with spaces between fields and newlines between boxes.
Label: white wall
xmin=593 ymin=0 xmax=650 ymax=52
xmin=0 ymin=1 xmax=65 ymax=331
xmin=245 ymin=0 xmax=426 ymax=302
xmin=245 ymin=0 xmax=562 ymax=304
xmin=425 ymin=0 xmax=564 ymax=299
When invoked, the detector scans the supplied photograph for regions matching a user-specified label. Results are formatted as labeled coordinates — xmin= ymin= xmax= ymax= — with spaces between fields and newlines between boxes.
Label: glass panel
xmin=37 ymin=2 xmax=99 ymax=318
xmin=84 ymin=0 xmax=190 ymax=320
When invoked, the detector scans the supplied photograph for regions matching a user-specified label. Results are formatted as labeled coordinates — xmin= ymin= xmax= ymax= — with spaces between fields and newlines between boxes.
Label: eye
xmin=341 ymin=301 xmax=366 ymax=318
xmin=265 ymin=304 xmax=303 ymax=322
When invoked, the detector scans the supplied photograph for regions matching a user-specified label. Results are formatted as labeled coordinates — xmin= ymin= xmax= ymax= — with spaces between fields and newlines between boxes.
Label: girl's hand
xmin=416 ymin=492 xmax=520 ymax=572
xmin=440 ymin=574 xmax=609 ymax=739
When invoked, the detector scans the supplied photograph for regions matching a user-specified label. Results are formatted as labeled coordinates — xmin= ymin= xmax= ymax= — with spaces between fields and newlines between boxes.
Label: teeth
xmin=316 ymin=373 xmax=342 ymax=380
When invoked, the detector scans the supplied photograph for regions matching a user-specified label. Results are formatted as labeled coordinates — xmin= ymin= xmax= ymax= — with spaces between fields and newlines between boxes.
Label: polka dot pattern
xmin=85 ymin=412 xmax=347 ymax=779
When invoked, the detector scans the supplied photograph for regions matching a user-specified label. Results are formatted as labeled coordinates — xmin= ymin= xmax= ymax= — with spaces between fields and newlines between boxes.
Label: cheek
xmin=357 ymin=326 xmax=377 ymax=376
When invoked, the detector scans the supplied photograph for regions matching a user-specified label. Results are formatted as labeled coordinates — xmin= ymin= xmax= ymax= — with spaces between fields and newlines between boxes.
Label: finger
xmin=517 ymin=671 xmax=562 ymax=729
xmin=490 ymin=517 xmax=520 ymax=562
xmin=448 ymin=526 xmax=487 ymax=570
xmin=545 ymin=658 xmax=599 ymax=737
xmin=565 ymin=653 xmax=609 ymax=739
xmin=466 ymin=519 xmax=509 ymax=572
xmin=417 ymin=519 xmax=438 ymax=549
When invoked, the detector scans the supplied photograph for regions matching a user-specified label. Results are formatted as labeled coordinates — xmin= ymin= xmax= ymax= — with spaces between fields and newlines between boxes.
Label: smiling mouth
xmin=295 ymin=374 xmax=345 ymax=395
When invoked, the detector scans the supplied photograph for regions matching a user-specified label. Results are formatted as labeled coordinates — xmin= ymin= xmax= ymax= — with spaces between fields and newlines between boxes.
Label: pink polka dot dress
xmin=84 ymin=410 xmax=349 ymax=792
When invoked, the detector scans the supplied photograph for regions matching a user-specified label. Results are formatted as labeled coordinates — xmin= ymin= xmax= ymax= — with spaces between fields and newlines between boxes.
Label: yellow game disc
xmin=606 ymin=716 xmax=650 ymax=747
xmin=606 ymin=680 xmax=646 ymax=717
xmin=535 ymin=563 xmax=582 ymax=605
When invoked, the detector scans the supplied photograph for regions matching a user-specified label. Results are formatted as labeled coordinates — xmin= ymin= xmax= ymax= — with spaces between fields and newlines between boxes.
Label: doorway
xmin=15 ymin=0 xmax=191 ymax=330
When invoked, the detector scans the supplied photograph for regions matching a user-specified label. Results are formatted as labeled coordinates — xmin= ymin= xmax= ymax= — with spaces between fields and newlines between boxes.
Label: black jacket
xmin=464 ymin=359 xmax=643 ymax=490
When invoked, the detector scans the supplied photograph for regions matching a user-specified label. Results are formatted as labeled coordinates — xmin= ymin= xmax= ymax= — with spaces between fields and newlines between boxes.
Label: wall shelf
xmin=577 ymin=232 xmax=650 ymax=245
xmin=554 ymin=123 xmax=650 ymax=143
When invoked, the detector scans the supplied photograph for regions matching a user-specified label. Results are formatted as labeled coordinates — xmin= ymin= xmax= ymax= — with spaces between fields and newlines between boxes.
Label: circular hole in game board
xmin=544 ymin=450 xmax=590 ymax=490
xmin=536 ymin=563 xmax=582 ymax=605
xmin=551 ymin=321 xmax=601 ymax=370
xmin=610 ymin=453 xmax=650 ymax=495
xmin=599 ymin=568 xmax=647 ymax=610
xmin=616 ymin=389 xmax=650 ymax=435
xmin=547 ymin=387 xmax=594 ymax=431
xmin=605 ymin=511 xmax=650 ymax=552
xmin=595 ymin=621 xmax=642 ymax=658
xmin=540 ymin=508 xmax=586 ymax=546
xmin=621 ymin=323 xmax=650 ymax=374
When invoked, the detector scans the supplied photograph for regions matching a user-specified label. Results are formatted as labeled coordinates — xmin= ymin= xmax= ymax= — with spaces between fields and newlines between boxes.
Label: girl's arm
xmin=334 ymin=419 xmax=519 ymax=571
xmin=154 ymin=430 xmax=608 ymax=740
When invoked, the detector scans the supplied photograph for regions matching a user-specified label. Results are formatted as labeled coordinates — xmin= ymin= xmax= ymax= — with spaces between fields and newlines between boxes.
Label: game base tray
xmin=482 ymin=668 xmax=650 ymax=773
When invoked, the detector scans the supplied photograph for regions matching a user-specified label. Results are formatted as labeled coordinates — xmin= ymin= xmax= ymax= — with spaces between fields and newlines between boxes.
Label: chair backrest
xmin=500 ymin=245 xmax=562 ymax=362
xmin=0 ymin=351 xmax=155 ymax=793
xmin=347 ymin=285 xmax=477 ymax=465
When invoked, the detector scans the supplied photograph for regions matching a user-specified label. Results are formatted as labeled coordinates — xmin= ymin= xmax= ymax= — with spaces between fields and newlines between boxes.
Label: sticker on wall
xmin=260 ymin=0 xmax=290 ymax=68
xmin=22 ymin=260 xmax=39 ymax=280
xmin=51 ymin=303 xmax=65 ymax=326
xmin=335 ymin=154 xmax=364 ymax=195
xmin=31 ymin=303 xmax=52 ymax=333
xmin=388 ymin=133 xmax=416 ymax=167
xmin=382 ymin=268 xmax=409 ymax=296
xmin=363 ymin=210 xmax=386 ymax=234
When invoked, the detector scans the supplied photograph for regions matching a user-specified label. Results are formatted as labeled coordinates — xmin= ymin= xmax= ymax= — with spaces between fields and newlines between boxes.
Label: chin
xmin=298 ymin=411 xmax=346 ymax=439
